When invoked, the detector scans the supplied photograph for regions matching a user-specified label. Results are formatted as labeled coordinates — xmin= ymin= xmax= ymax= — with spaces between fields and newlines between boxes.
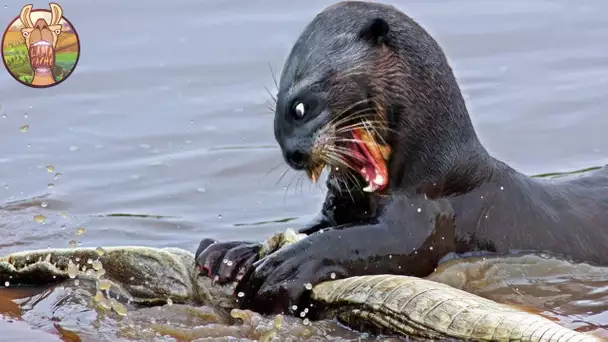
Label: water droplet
xmin=166 ymin=298 xmax=173 ymax=306
xmin=273 ymin=315 xmax=283 ymax=329
xmin=299 ymin=311 xmax=306 ymax=317
xmin=34 ymin=214 xmax=46 ymax=223
xmin=54 ymin=172 xmax=62 ymax=179
xmin=429 ymin=246 xmax=434 ymax=251
xmin=67 ymin=259 xmax=78 ymax=278
xmin=47 ymin=183 xmax=55 ymax=189
xmin=111 ymin=299 xmax=128 ymax=316
xmin=1 ymin=114 xmax=6 ymax=119
xmin=60 ymin=224 xmax=66 ymax=230
xmin=92 ymin=260 xmax=102 ymax=271
xmin=500 ymin=186 xmax=504 ymax=190
xmin=68 ymin=240 xmax=77 ymax=248
xmin=60 ymin=211 xmax=68 ymax=218
xmin=74 ymin=279 xmax=80 ymax=286
xmin=76 ymin=226 xmax=86 ymax=236
xmin=304 ymin=283 xmax=312 ymax=290
xmin=303 ymin=318 xmax=310 ymax=325
xmin=99 ymin=279 xmax=111 ymax=290
xmin=330 ymin=272 xmax=336 ymax=279
xmin=226 ymin=260 xmax=233 ymax=267
xmin=69 ymin=146 xmax=79 ymax=152
xmin=196 ymin=187 xmax=206 ymax=193
xmin=237 ymin=292 xmax=245 ymax=298
xmin=217 ymin=214 xmax=223 ymax=219
xmin=291 ymin=305 xmax=298 ymax=311
xmin=129 ymin=276 xmax=134 ymax=281
xmin=96 ymin=247 xmax=105 ymax=256
xmin=20 ymin=124 xmax=29 ymax=132
xmin=417 ymin=208 xmax=422 ymax=213
xmin=40 ymin=201 xmax=48 ymax=208
xmin=93 ymin=291 xmax=104 ymax=303
xmin=4 ymin=281 xmax=9 ymax=287
xmin=190 ymin=120 xmax=194 ymax=124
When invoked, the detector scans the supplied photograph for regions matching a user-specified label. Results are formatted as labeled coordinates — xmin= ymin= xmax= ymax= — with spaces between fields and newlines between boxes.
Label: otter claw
xmin=195 ymin=239 xmax=262 ymax=285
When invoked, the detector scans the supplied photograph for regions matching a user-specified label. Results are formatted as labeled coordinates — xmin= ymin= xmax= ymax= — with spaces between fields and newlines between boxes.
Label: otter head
xmin=274 ymin=1 xmax=479 ymax=194
xmin=19 ymin=3 xmax=63 ymax=73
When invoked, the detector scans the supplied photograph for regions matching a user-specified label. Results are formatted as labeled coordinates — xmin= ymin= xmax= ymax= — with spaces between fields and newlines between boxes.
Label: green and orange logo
xmin=1 ymin=3 xmax=80 ymax=88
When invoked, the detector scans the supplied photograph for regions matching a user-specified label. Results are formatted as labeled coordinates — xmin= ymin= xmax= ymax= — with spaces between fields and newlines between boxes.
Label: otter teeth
xmin=374 ymin=174 xmax=384 ymax=185
xmin=361 ymin=170 xmax=385 ymax=192
xmin=363 ymin=183 xmax=378 ymax=192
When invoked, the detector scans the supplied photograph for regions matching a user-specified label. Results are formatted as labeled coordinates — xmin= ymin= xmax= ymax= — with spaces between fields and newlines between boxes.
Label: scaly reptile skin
xmin=0 ymin=245 xmax=602 ymax=342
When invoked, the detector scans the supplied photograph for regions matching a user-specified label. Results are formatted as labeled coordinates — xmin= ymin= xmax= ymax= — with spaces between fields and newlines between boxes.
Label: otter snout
xmin=282 ymin=140 xmax=312 ymax=170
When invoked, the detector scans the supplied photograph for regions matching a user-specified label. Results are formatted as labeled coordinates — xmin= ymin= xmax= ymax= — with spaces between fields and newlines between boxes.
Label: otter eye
xmin=293 ymin=102 xmax=306 ymax=118
xmin=22 ymin=31 xmax=29 ymax=37
xmin=55 ymin=29 xmax=61 ymax=34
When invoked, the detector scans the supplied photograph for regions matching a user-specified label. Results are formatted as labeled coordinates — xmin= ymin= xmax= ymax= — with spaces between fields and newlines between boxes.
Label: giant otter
xmin=196 ymin=1 xmax=608 ymax=315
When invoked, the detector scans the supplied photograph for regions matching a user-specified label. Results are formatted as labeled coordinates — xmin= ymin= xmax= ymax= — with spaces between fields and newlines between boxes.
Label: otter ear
xmin=358 ymin=18 xmax=390 ymax=45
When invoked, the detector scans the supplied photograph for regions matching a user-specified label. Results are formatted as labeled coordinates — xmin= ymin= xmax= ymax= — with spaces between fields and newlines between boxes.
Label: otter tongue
xmin=352 ymin=128 xmax=388 ymax=193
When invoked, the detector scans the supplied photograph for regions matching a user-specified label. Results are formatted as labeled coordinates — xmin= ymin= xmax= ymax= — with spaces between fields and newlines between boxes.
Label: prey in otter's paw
xmin=197 ymin=0 xmax=608 ymax=315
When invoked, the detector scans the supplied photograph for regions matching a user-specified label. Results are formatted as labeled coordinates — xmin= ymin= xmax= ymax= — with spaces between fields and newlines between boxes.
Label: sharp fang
xmin=374 ymin=174 xmax=384 ymax=185
xmin=363 ymin=182 xmax=378 ymax=192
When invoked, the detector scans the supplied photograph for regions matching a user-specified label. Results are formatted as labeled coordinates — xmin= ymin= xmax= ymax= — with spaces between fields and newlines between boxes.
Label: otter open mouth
xmin=29 ymin=40 xmax=55 ymax=72
xmin=350 ymin=128 xmax=389 ymax=192
xmin=306 ymin=127 xmax=390 ymax=193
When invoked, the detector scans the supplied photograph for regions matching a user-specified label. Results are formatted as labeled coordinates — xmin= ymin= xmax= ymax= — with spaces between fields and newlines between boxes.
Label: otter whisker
xmin=263 ymin=85 xmax=277 ymax=104
xmin=261 ymin=161 xmax=287 ymax=181
xmin=268 ymin=62 xmax=279 ymax=90
xmin=361 ymin=118 xmax=389 ymax=145
xmin=334 ymin=120 xmax=397 ymax=142
xmin=330 ymin=108 xmax=378 ymax=128
xmin=327 ymin=101 xmax=375 ymax=127
xmin=321 ymin=151 xmax=355 ymax=172
xmin=326 ymin=111 xmax=390 ymax=137
xmin=321 ymin=148 xmax=369 ymax=175
xmin=337 ymin=170 xmax=360 ymax=202
xmin=324 ymin=146 xmax=368 ymax=165
xmin=325 ymin=99 xmax=372 ymax=126
xmin=283 ymin=171 xmax=301 ymax=204
xmin=276 ymin=167 xmax=292 ymax=186
xmin=333 ymin=120 xmax=389 ymax=134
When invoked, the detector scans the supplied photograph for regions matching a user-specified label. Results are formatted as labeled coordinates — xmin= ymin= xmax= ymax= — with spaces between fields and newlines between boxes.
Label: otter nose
xmin=283 ymin=148 xmax=310 ymax=170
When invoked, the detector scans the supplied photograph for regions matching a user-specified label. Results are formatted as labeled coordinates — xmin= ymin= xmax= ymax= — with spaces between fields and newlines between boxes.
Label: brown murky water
xmin=1 ymin=0 xmax=607 ymax=340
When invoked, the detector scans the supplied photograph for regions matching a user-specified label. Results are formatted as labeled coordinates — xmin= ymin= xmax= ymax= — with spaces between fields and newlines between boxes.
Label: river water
xmin=0 ymin=0 xmax=607 ymax=340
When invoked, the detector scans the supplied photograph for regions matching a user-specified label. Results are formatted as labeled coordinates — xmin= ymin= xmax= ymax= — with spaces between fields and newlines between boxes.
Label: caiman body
xmin=0 ymin=238 xmax=600 ymax=342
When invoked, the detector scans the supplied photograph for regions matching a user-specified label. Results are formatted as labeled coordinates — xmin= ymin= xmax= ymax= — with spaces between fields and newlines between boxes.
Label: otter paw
xmin=234 ymin=240 xmax=347 ymax=315
xmin=195 ymin=239 xmax=262 ymax=285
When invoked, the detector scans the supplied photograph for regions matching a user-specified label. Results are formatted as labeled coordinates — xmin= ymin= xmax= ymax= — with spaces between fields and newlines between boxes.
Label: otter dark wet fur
xmin=196 ymin=1 xmax=608 ymax=315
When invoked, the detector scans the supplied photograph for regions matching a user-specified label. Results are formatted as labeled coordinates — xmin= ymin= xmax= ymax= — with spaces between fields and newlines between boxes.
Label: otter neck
xmin=388 ymin=104 xmax=498 ymax=198
xmin=32 ymin=69 xmax=55 ymax=87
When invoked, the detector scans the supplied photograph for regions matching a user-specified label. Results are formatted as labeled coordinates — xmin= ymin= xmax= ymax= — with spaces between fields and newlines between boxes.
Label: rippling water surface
xmin=1 ymin=0 xmax=607 ymax=340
